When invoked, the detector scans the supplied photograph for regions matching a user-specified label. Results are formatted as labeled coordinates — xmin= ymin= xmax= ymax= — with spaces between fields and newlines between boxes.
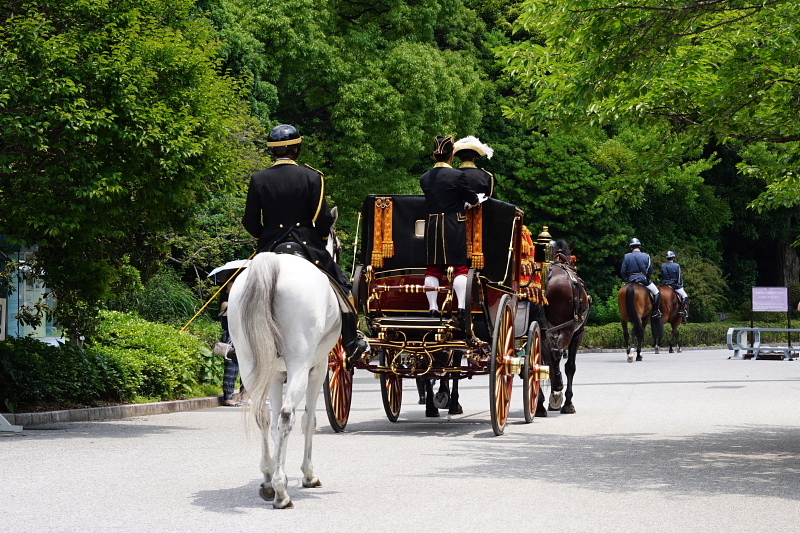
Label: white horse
xmin=227 ymin=216 xmax=342 ymax=509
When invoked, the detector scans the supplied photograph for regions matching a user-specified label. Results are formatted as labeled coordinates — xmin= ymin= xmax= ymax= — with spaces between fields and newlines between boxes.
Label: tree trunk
xmin=779 ymin=240 xmax=800 ymax=286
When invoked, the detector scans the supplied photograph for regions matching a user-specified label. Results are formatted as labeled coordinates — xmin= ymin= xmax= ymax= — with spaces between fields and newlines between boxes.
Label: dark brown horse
xmin=652 ymin=285 xmax=687 ymax=354
xmin=618 ymin=283 xmax=662 ymax=362
xmin=542 ymin=241 xmax=591 ymax=415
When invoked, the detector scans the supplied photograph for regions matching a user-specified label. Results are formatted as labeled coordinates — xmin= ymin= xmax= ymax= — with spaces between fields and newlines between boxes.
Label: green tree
xmin=0 ymin=0 xmax=260 ymax=338
xmin=499 ymin=0 xmax=800 ymax=208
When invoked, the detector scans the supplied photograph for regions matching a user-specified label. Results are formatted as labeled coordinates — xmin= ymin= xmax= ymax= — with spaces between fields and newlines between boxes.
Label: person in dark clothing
xmin=453 ymin=136 xmax=495 ymax=198
xmin=242 ymin=124 xmax=368 ymax=364
xmin=661 ymin=250 xmax=689 ymax=317
xmin=620 ymin=238 xmax=662 ymax=318
xmin=419 ymin=135 xmax=483 ymax=316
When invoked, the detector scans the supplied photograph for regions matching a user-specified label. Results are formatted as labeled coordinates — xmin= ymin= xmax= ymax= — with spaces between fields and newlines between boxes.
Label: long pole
xmin=180 ymin=249 xmax=258 ymax=334
xmin=350 ymin=212 xmax=361 ymax=279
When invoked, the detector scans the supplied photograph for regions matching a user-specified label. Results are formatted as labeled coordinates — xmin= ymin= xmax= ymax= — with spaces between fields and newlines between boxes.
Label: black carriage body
xmin=356 ymin=194 xmax=524 ymax=346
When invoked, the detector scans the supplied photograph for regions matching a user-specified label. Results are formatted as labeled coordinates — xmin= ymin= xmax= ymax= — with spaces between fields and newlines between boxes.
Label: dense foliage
xmin=0 ymin=311 xmax=220 ymax=412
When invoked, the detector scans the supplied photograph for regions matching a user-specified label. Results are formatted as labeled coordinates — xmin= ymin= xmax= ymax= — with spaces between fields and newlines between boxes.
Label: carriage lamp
xmin=534 ymin=226 xmax=553 ymax=262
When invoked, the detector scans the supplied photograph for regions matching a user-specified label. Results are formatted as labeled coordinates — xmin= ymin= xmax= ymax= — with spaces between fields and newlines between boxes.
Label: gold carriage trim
xmin=371 ymin=197 xmax=394 ymax=267
xmin=518 ymin=225 xmax=547 ymax=305
xmin=466 ymin=205 xmax=484 ymax=269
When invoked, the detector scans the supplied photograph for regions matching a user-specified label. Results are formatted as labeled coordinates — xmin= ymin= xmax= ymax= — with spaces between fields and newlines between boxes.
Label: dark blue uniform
xmin=661 ymin=261 xmax=684 ymax=289
xmin=621 ymin=250 xmax=653 ymax=285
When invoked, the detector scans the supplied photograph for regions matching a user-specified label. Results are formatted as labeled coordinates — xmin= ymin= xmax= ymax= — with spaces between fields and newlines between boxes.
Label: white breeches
xmin=675 ymin=287 xmax=688 ymax=299
xmin=645 ymin=282 xmax=659 ymax=295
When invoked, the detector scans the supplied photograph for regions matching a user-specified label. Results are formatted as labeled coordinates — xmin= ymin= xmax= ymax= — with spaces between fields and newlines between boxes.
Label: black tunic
xmin=459 ymin=161 xmax=494 ymax=197
xmin=419 ymin=163 xmax=479 ymax=266
xmin=242 ymin=160 xmax=350 ymax=290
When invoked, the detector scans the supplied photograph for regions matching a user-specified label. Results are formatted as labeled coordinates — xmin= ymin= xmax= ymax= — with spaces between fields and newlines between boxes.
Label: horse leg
xmin=416 ymin=379 xmax=426 ymax=404
xmin=636 ymin=334 xmax=643 ymax=361
xmin=674 ymin=323 xmax=682 ymax=353
xmin=424 ymin=379 xmax=439 ymax=417
xmin=548 ymin=344 xmax=565 ymax=411
xmin=299 ymin=364 xmax=326 ymax=489
xmin=271 ymin=365 xmax=313 ymax=509
xmin=435 ymin=378 xmax=450 ymax=410
xmin=448 ymin=352 xmax=463 ymax=414
xmin=560 ymin=335 xmax=580 ymax=414
xmin=622 ymin=322 xmax=633 ymax=363
xmin=259 ymin=372 xmax=284 ymax=503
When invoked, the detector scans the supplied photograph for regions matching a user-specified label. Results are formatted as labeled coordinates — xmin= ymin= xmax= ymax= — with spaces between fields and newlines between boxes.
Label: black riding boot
xmin=679 ymin=297 xmax=689 ymax=318
xmin=341 ymin=312 xmax=369 ymax=365
xmin=651 ymin=293 xmax=663 ymax=318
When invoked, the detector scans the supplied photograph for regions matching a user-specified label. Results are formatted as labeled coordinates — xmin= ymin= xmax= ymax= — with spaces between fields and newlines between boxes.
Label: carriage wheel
xmin=489 ymin=294 xmax=515 ymax=436
xmin=522 ymin=321 xmax=543 ymax=424
xmin=379 ymin=350 xmax=402 ymax=422
xmin=323 ymin=340 xmax=353 ymax=432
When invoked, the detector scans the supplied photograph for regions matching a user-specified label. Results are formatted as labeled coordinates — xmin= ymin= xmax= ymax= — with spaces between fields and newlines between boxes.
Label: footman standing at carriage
xmin=242 ymin=124 xmax=369 ymax=364
xmin=620 ymin=238 xmax=662 ymax=318
xmin=662 ymin=251 xmax=689 ymax=318
xmin=420 ymin=135 xmax=483 ymax=318
xmin=453 ymin=136 xmax=495 ymax=197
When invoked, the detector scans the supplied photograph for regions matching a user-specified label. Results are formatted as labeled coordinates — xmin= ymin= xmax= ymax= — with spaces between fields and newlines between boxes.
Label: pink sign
xmin=751 ymin=287 xmax=788 ymax=312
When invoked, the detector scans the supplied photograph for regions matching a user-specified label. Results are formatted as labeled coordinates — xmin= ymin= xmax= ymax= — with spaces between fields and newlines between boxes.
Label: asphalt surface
xmin=2 ymin=348 xmax=799 ymax=532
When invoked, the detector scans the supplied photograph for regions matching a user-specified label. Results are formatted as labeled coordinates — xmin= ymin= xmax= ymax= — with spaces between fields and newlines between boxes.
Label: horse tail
xmin=239 ymin=253 xmax=283 ymax=426
xmin=626 ymin=283 xmax=644 ymax=339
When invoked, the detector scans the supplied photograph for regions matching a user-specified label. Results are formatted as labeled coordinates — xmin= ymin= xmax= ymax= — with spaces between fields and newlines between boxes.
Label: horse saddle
xmin=273 ymin=241 xmax=307 ymax=259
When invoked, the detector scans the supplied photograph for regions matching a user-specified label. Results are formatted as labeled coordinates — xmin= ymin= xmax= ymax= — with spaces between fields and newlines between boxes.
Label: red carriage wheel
xmin=489 ymin=294 xmax=515 ymax=436
xmin=379 ymin=350 xmax=403 ymax=422
xmin=522 ymin=321 xmax=543 ymax=423
xmin=323 ymin=340 xmax=353 ymax=432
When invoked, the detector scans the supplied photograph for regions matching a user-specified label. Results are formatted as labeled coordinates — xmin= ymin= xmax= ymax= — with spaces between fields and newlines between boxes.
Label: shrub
xmin=0 ymin=311 xmax=221 ymax=412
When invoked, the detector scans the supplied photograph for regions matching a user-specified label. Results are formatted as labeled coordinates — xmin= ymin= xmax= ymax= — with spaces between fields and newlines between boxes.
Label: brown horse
xmin=618 ymin=283 xmax=662 ymax=362
xmin=542 ymin=241 xmax=591 ymax=415
xmin=652 ymin=285 xmax=687 ymax=354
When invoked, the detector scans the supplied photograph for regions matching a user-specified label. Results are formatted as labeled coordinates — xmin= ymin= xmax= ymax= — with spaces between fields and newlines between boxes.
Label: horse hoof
xmin=654 ymin=347 xmax=660 ymax=355
xmin=636 ymin=355 xmax=643 ymax=361
xmin=434 ymin=391 xmax=450 ymax=409
xmin=448 ymin=403 xmax=463 ymax=415
xmin=273 ymin=498 xmax=294 ymax=509
xmin=677 ymin=347 xmax=682 ymax=353
xmin=426 ymin=409 xmax=440 ymax=417
xmin=302 ymin=477 xmax=322 ymax=488
xmin=260 ymin=484 xmax=276 ymax=501
xmin=627 ymin=354 xmax=633 ymax=363
xmin=549 ymin=391 xmax=564 ymax=410
xmin=535 ymin=405 xmax=548 ymax=417
xmin=669 ymin=348 xmax=674 ymax=353
xmin=561 ymin=404 xmax=576 ymax=414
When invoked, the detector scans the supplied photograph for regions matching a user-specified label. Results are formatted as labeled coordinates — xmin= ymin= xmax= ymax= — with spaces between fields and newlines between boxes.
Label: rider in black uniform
xmin=453 ymin=136 xmax=495 ymax=198
xmin=242 ymin=124 xmax=368 ymax=363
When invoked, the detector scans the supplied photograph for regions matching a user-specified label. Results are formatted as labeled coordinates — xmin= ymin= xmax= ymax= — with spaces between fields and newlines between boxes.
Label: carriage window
xmin=414 ymin=220 xmax=425 ymax=238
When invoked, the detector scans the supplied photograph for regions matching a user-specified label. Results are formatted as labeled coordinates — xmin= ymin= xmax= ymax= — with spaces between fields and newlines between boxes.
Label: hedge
xmin=0 ymin=311 xmax=221 ymax=413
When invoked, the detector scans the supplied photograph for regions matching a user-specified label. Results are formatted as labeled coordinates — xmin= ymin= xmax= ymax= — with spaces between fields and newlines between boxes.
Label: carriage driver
xmin=420 ymin=135 xmax=486 ymax=319
xmin=453 ymin=136 xmax=495 ymax=198
xmin=662 ymin=251 xmax=689 ymax=318
xmin=620 ymin=238 xmax=662 ymax=318
xmin=242 ymin=124 xmax=369 ymax=364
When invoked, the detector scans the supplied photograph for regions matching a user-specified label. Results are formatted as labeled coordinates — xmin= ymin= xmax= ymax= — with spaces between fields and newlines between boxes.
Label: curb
xmin=2 ymin=396 xmax=224 ymax=429
xmin=578 ymin=346 xmax=728 ymax=354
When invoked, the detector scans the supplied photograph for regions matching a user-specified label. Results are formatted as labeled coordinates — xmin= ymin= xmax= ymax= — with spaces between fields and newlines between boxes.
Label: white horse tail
xmin=239 ymin=253 xmax=283 ymax=425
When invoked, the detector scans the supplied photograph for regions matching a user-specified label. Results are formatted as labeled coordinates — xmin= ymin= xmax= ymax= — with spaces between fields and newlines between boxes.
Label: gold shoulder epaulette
xmin=485 ymin=169 xmax=494 ymax=177
xmin=304 ymin=164 xmax=325 ymax=177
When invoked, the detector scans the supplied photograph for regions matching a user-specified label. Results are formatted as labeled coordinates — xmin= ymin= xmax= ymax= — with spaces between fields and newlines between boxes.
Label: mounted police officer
xmin=662 ymin=251 xmax=689 ymax=317
xmin=242 ymin=124 xmax=368 ymax=363
xmin=420 ymin=135 xmax=484 ymax=317
xmin=620 ymin=238 xmax=662 ymax=318
xmin=453 ymin=136 xmax=495 ymax=198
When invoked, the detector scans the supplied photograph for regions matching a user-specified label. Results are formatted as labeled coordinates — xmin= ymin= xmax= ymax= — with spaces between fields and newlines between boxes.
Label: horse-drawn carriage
xmin=323 ymin=194 xmax=558 ymax=436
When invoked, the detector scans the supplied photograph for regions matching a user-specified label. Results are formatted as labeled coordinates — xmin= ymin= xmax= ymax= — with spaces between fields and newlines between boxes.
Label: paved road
xmin=2 ymin=348 xmax=799 ymax=532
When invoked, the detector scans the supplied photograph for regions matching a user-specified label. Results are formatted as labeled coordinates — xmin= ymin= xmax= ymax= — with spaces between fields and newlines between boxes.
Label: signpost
xmin=750 ymin=287 xmax=791 ymax=354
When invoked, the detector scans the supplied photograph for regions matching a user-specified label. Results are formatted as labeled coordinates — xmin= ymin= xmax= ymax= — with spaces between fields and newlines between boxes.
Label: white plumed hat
xmin=454 ymin=135 xmax=494 ymax=159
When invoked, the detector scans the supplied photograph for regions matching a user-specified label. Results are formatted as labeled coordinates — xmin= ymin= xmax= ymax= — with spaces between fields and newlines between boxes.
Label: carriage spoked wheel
xmin=380 ymin=349 xmax=403 ymax=422
xmin=522 ymin=321 xmax=543 ymax=424
xmin=489 ymin=294 xmax=515 ymax=436
xmin=323 ymin=339 xmax=353 ymax=432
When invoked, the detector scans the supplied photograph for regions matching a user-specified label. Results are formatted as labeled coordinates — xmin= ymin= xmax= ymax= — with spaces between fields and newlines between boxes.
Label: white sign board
xmin=751 ymin=287 xmax=789 ymax=312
